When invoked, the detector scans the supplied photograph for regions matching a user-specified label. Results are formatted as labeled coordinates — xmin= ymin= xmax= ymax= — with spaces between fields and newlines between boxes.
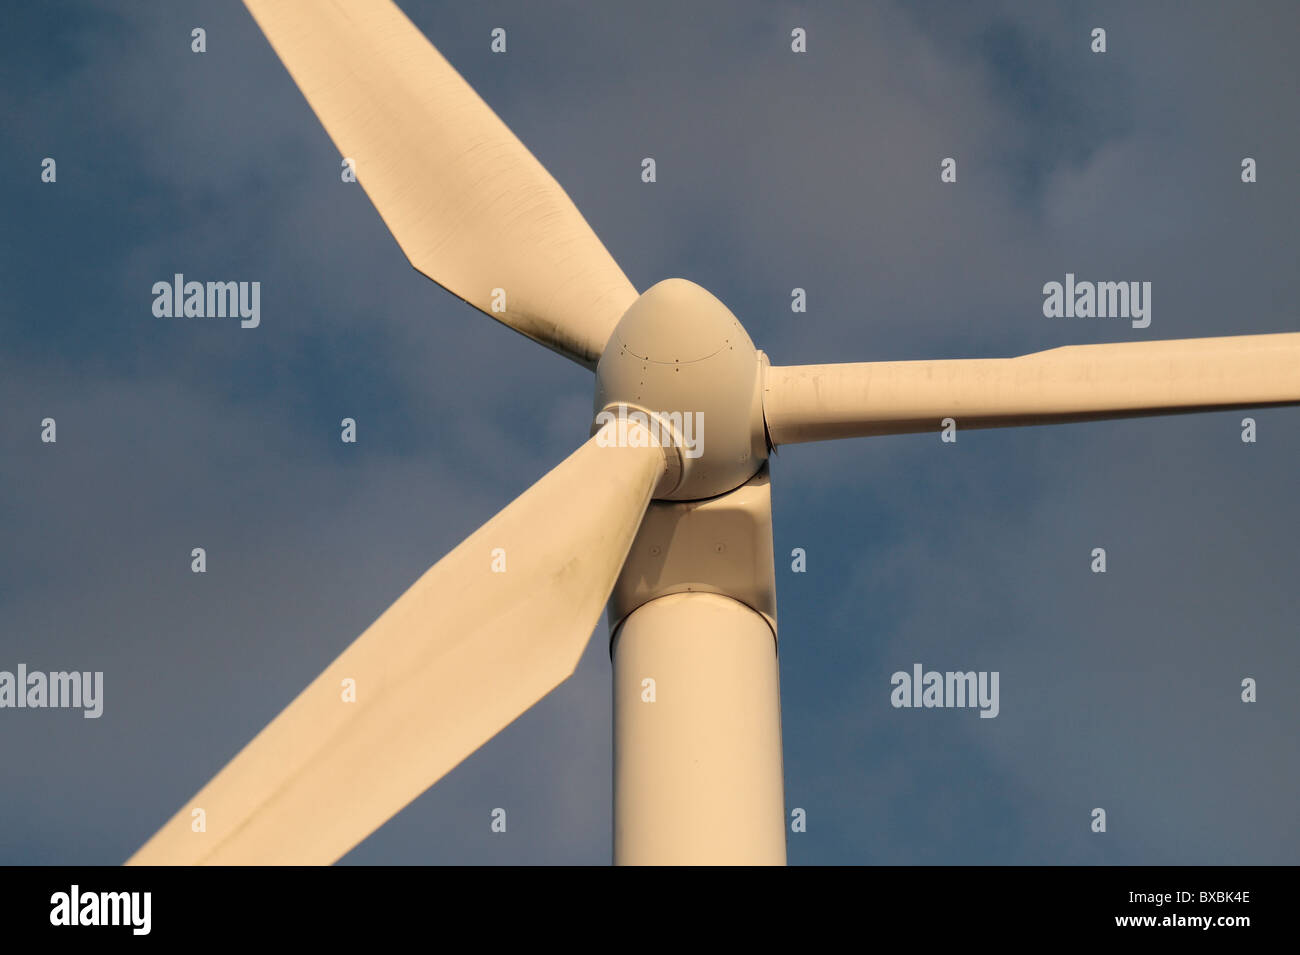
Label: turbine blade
xmin=242 ymin=0 xmax=637 ymax=368
xmin=764 ymin=332 xmax=1300 ymax=444
xmin=128 ymin=422 xmax=666 ymax=865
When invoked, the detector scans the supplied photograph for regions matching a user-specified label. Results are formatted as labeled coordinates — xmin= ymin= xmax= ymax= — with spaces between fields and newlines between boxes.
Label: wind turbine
xmin=128 ymin=0 xmax=1300 ymax=866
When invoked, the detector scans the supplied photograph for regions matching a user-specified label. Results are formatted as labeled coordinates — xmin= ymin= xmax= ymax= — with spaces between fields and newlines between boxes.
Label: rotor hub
xmin=594 ymin=279 xmax=768 ymax=500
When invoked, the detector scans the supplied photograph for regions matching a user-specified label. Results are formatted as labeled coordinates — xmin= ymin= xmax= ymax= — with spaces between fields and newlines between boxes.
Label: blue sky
xmin=1 ymin=0 xmax=1297 ymax=864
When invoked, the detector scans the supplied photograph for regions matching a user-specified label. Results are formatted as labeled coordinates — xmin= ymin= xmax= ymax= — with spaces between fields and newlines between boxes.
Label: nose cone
xmin=611 ymin=278 xmax=747 ymax=364
xmin=595 ymin=279 xmax=767 ymax=500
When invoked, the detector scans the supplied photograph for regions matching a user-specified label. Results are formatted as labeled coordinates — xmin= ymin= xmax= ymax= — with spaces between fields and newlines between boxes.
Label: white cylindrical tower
xmin=611 ymin=592 xmax=787 ymax=865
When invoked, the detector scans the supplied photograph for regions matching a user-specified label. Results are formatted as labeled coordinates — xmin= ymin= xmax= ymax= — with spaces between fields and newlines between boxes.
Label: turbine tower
xmin=128 ymin=0 xmax=1300 ymax=866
